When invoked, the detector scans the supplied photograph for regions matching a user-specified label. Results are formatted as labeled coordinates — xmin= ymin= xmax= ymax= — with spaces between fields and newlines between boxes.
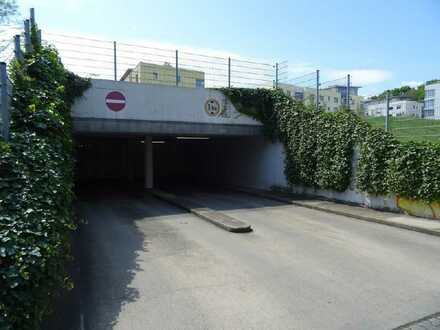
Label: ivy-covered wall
xmin=222 ymin=88 xmax=440 ymax=204
xmin=0 ymin=34 xmax=89 ymax=329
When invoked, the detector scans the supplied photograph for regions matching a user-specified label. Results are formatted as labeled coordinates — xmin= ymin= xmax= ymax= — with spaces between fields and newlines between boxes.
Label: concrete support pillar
xmin=144 ymin=136 xmax=154 ymax=189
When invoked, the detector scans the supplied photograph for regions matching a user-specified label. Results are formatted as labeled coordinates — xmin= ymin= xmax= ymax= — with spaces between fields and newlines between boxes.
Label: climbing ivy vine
xmin=223 ymin=87 xmax=440 ymax=202
xmin=222 ymin=88 xmax=367 ymax=192
xmin=0 ymin=34 xmax=90 ymax=329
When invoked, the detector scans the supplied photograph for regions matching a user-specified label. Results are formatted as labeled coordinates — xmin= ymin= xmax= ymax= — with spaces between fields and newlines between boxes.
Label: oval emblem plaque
xmin=204 ymin=98 xmax=221 ymax=117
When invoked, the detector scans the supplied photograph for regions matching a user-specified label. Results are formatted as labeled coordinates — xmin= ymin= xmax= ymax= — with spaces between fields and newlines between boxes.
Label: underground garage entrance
xmin=74 ymin=135 xmax=286 ymax=191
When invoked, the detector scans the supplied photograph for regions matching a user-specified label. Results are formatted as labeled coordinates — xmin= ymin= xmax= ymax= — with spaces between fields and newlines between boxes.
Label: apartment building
xmin=364 ymin=97 xmax=423 ymax=118
xmin=279 ymin=83 xmax=363 ymax=112
xmin=121 ymin=62 xmax=205 ymax=88
xmin=423 ymin=82 xmax=440 ymax=119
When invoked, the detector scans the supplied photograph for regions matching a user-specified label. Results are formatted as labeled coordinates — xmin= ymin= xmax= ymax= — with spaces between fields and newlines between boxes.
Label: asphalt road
xmin=77 ymin=188 xmax=440 ymax=330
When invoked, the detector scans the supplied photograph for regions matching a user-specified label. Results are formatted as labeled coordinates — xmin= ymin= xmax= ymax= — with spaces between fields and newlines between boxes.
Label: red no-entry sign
xmin=105 ymin=91 xmax=126 ymax=112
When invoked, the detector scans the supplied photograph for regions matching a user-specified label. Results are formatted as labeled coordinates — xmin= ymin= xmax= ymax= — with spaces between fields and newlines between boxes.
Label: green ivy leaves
xmin=224 ymin=87 xmax=440 ymax=203
xmin=357 ymin=128 xmax=398 ymax=196
xmin=0 ymin=38 xmax=89 ymax=329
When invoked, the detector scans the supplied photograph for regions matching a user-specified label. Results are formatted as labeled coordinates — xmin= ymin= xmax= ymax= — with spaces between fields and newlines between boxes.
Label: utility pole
xmin=385 ymin=91 xmax=390 ymax=132
xmin=316 ymin=69 xmax=320 ymax=110
xmin=275 ymin=63 xmax=279 ymax=88
xmin=346 ymin=74 xmax=351 ymax=109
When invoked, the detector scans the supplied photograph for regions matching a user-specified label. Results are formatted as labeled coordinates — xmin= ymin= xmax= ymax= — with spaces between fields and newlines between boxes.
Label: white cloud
xmin=401 ymin=81 xmax=424 ymax=88
xmin=326 ymin=69 xmax=392 ymax=86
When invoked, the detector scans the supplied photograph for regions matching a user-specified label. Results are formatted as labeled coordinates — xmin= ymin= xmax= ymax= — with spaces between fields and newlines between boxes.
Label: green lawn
xmin=365 ymin=116 xmax=440 ymax=143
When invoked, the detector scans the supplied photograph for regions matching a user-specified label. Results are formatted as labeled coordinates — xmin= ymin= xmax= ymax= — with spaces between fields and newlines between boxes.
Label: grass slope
xmin=365 ymin=116 xmax=440 ymax=143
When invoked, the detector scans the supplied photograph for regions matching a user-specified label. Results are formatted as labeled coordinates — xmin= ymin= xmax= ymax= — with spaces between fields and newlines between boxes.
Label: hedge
xmin=0 ymin=32 xmax=89 ymax=329
xmin=223 ymin=87 xmax=440 ymax=202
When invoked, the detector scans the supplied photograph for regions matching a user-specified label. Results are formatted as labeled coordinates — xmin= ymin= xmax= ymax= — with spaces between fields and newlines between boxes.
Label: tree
xmin=0 ymin=0 xmax=17 ymax=23
xmin=427 ymin=79 xmax=440 ymax=86
xmin=371 ymin=84 xmax=425 ymax=102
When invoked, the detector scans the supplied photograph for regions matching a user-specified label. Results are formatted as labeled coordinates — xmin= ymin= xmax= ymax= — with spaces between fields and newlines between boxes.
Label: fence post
xmin=175 ymin=50 xmax=179 ymax=87
xmin=14 ymin=35 xmax=23 ymax=61
xmin=346 ymin=74 xmax=351 ymax=109
xmin=316 ymin=69 xmax=320 ymax=110
xmin=113 ymin=41 xmax=117 ymax=81
xmin=228 ymin=57 xmax=231 ymax=88
xmin=24 ymin=19 xmax=32 ymax=53
xmin=0 ymin=62 xmax=10 ymax=141
xmin=36 ymin=29 xmax=42 ymax=46
xmin=275 ymin=63 xmax=279 ymax=88
xmin=30 ymin=8 xmax=35 ymax=26
xmin=385 ymin=91 xmax=390 ymax=132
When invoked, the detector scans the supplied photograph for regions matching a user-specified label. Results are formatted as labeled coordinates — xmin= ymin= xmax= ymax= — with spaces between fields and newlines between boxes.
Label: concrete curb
xmin=233 ymin=187 xmax=440 ymax=238
xmin=151 ymin=190 xmax=252 ymax=233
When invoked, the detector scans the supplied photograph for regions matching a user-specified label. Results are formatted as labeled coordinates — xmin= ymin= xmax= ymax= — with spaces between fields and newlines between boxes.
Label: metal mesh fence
xmin=35 ymin=32 xmax=281 ymax=89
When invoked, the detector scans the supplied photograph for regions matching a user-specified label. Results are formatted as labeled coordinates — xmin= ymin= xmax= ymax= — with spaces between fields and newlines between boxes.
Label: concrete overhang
xmin=73 ymin=118 xmax=264 ymax=137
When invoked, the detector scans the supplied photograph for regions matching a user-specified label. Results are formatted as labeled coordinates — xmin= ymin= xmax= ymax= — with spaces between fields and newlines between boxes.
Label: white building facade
xmin=424 ymin=82 xmax=440 ymax=119
xmin=364 ymin=97 xmax=423 ymax=118
xmin=280 ymin=83 xmax=363 ymax=113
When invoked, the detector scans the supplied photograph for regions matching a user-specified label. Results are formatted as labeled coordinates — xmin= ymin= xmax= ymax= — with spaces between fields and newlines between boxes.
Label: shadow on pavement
xmin=46 ymin=183 xmax=187 ymax=330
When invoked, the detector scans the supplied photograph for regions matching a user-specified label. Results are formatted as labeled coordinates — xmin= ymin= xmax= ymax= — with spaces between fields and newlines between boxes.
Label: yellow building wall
xmin=124 ymin=62 xmax=205 ymax=88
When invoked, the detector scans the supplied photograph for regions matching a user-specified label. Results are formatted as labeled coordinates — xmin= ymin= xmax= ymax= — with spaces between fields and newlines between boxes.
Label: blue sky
xmin=10 ymin=0 xmax=440 ymax=95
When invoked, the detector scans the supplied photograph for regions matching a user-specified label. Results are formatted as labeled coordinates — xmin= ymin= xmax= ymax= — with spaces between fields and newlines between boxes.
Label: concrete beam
xmin=73 ymin=118 xmax=264 ymax=137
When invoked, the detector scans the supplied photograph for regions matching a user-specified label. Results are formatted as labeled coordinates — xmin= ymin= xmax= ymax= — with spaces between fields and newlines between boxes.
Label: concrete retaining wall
xmin=216 ymin=137 xmax=287 ymax=189
xmin=218 ymin=139 xmax=439 ymax=219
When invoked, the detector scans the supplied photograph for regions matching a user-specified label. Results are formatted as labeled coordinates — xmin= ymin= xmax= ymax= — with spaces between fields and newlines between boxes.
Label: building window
xmin=396 ymin=105 xmax=401 ymax=109
xmin=424 ymin=109 xmax=435 ymax=117
xmin=327 ymin=96 xmax=331 ymax=102
xmin=334 ymin=97 xmax=338 ymax=103
xmin=196 ymin=79 xmax=204 ymax=88
xmin=425 ymin=100 xmax=434 ymax=109
xmin=319 ymin=96 xmax=324 ymax=101
xmin=294 ymin=92 xmax=304 ymax=100
xmin=426 ymin=89 xmax=435 ymax=99
xmin=152 ymin=72 xmax=159 ymax=80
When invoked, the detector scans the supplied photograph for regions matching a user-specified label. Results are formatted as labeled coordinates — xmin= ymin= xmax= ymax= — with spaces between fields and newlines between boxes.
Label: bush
xmin=0 ymin=35 xmax=89 ymax=329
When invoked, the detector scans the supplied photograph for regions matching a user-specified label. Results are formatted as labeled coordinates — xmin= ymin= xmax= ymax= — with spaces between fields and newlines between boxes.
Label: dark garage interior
xmin=74 ymin=135 xmax=278 ymax=192
xmin=75 ymin=136 xmax=225 ymax=189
